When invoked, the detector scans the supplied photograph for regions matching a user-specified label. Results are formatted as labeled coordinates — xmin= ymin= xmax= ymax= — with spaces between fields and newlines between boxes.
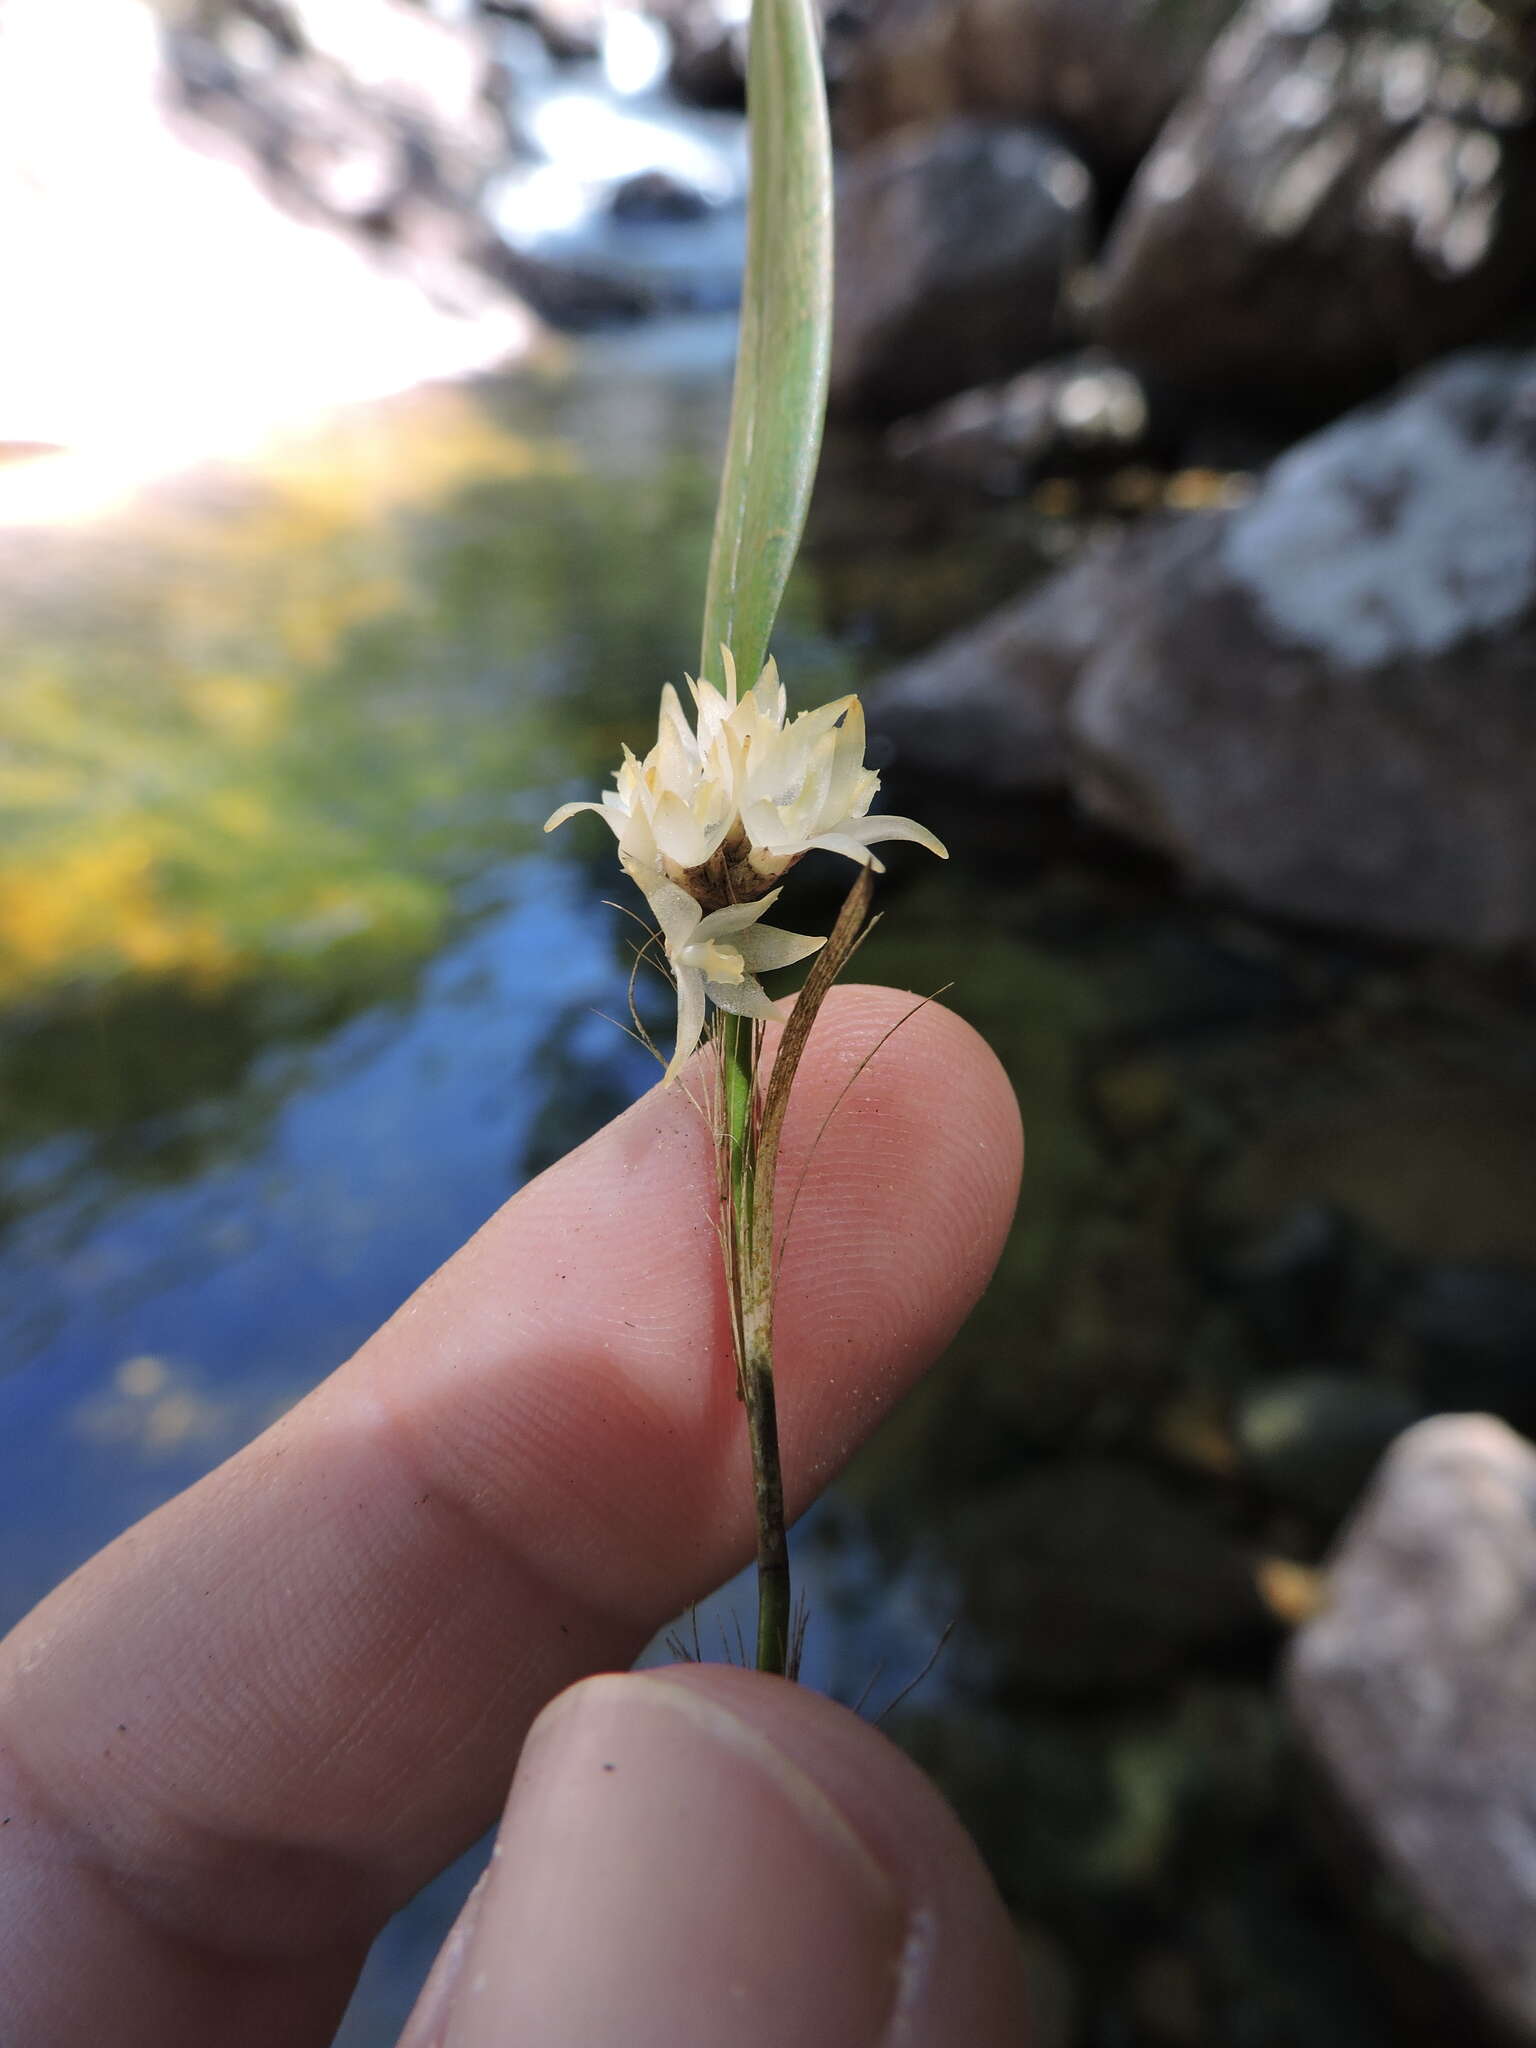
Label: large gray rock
xmin=872 ymin=348 xmax=1536 ymax=953
xmin=1287 ymin=1415 xmax=1536 ymax=2042
xmin=869 ymin=529 xmax=1143 ymax=786
xmin=835 ymin=0 xmax=1239 ymax=180
xmin=831 ymin=119 xmax=1093 ymax=419
xmin=1069 ymin=348 xmax=1536 ymax=950
xmin=1097 ymin=0 xmax=1536 ymax=409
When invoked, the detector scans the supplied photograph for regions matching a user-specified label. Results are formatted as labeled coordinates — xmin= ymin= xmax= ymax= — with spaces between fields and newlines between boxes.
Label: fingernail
xmin=443 ymin=1672 xmax=907 ymax=2048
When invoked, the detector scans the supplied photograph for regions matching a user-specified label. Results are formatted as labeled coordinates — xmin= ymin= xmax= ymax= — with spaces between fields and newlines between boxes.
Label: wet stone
xmin=609 ymin=167 xmax=711 ymax=222
xmin=1288 ymin=1415 xmax=1536 ymax=2043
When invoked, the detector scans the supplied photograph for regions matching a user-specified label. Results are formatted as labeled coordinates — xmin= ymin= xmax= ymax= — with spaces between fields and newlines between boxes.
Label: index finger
xmin=0 ymin=986 xmax=1021 ymax=2042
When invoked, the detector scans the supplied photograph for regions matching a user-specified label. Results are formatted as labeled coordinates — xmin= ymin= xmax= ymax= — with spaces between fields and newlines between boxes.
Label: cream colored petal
xmin=646 ymin=878 xmax=703 ymax=953
xmin=544 ymin=799 xmax=619 ymax=835
xmin=751 ymin=657 xmax=786 ymax=726
xmin=843 ymin=814 xmax=949 ymax=858
xmin=787 ymin=830 xmax=885 ymax=869
xmin=650 ymin=789 xmax=717 ymax=869
xmin=734 ymin=924 xmax=825 ymax=972
xmin=738 ymin=794 xmax=792 ymax=848
xmin=787 ymin=694 xmax=854 ymax=755
xmin=657 ymin=681 xmax=696 ymax=753
xmin=663 ymin=964 xmax=708 ymax=1086
xmin=691 ymin=889 xmax=785 ymax=940
xmin=616 ymin=803 xmax=661 ymax=874
xmin=690 ymin=674 xmax=731 ymax=748
xmin=706 ymin=975 xmax=782 ymax=1021
xmin=654 ymin=692 xmax=699 ymax=784
xmin=789 ymin=727 xmax=839 ymax=832
xmin=825 ymin=699 xmax=871 ymax=817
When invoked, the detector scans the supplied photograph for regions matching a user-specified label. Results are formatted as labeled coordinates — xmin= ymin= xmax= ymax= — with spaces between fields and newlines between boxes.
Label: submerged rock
xmin=1097 ymin=0 xmax=1536 ymax=410
xmin=873 ymin=347 xmax=1536 ymax=953
xmin=831 ymin=119 xmax=1093 ymax=419
xmin=1287 ymin=1415 xmax=1536 ymax=2041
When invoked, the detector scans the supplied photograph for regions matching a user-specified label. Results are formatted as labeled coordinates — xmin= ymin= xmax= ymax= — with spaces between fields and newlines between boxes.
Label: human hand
xmin=0 ymin=988 xmax=1028 ymax=2047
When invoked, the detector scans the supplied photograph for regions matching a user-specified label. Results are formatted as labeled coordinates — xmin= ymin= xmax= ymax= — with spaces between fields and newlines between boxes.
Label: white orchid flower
xmin=649 ymin=882 xmax=824 ymax=1085
xmin=543 ymin=725 xmax=731 ymax=887
xmin=546 ymin=650 xmax=947 ymax=906
xmin=545 ymin=656 xmax=946 ymax=1081
xmin=732 ymin=687 xmax=947 ymax=885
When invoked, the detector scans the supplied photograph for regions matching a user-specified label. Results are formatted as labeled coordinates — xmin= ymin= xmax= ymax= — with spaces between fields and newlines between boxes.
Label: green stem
xmin=719 ymin=1011 xmax=791 ymax=1678
xmin=721 ymin=1011 xmax=755 ymax=1246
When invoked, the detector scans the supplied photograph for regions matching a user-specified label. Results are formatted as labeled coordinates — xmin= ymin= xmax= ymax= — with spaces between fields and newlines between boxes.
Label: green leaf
xmin=698 ymin=0 xmax=832 ymax=693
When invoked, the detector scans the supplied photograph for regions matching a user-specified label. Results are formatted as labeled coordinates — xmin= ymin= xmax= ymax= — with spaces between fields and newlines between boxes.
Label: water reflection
xmin=0 ymin=856 xmax=653 ymax=1598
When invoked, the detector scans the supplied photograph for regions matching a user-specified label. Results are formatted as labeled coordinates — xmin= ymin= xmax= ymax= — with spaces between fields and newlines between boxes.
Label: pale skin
xmin=0 ymin=987 xmax=1030 ymax=2047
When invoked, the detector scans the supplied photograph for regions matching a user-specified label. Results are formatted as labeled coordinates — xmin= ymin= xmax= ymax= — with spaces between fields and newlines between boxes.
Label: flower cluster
xmin=546 ymin=651 xmax=946 ymax=1080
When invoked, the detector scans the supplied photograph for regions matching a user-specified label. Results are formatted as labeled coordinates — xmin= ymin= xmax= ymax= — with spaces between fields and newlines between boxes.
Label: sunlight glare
xmin=0 ymin=0 xmax=528 ymax=527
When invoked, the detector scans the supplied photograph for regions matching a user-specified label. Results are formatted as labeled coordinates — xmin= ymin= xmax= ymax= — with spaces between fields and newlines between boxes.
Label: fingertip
xmin=441 ymin=1668 xmax=904 ymax=2048
xmin=439 ymin=1664 xmax=1031 ymax=2048
xmin=763 ymin=986 xmax=1022 ymax=1487
xmin=789 ymin=982 xmax=1023 ymax=1210
xmin=641 ymin=1666 xmax=1033 ymax=2044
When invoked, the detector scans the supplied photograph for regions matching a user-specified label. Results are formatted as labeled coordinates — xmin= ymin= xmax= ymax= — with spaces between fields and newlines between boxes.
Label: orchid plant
xmin=547 ymin=651 xmax=945 ymax=1082
xmin=546 ymin=0 xmax=944 ymax=1677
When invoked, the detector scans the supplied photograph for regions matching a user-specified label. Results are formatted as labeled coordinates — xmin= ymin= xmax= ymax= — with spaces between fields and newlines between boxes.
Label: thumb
xmin=399 ymin=1664 xmax=1032 ymax=2048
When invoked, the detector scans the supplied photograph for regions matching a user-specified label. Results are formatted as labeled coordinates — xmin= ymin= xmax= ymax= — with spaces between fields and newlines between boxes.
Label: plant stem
xmin=719 ymin=1010 xmax=791 ymax=1678
xmin=720 ymin=1010 xmax=755 ymax=1246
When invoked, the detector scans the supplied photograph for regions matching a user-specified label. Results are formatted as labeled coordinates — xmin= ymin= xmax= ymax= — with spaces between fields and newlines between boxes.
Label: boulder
xmin=867 ymin=529 xmax=1141 ymax=786
xmin=872 ymin=347 xmax=1536 ymax=953
xmin=831 ymin=119 xmax=1093 ymax=419
xmin=834 ymin=0 xmax=1239 ymax=182
xmin=1097 ymin=0 xmax=1536 ymax=411
xmin=1287 ymin=1415 xmax=1536 ymax=2042
xmin=1068 ymin=348 xmax=1536 ymax=951
xmin=887 ymin=348 xmax=1161 ymax=493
